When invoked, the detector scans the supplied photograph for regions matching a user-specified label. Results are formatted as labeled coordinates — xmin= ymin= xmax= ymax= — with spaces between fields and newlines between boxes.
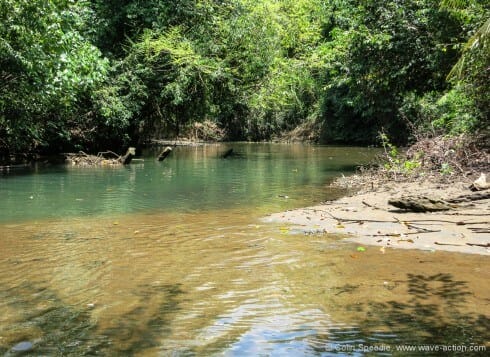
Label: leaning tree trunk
xmin=158 ymin=147 xmax=172 ymax=161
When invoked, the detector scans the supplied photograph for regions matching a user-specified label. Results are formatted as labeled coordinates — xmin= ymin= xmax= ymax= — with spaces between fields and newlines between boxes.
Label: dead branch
xmin=468 ymin=228 xmax=490 ymax=234
xmin=368 ymin=233 xmax=404 ymax=237
xmin=362 ymin=201 xmax=380 ymax=209
xmin=393 ymin=217 xmax=439 ymax=233
xmin=409 ymin=219 xmax=490 ymax=226
xmin=97 ymin=150 xmax=121 ymax=159
xmin=446 ymin=191 xmax=490 ymax=203
xmin=446 ymin=212 xmax=490 ymax=216
xmin=321 ymin=211 xmax=487 ymax=227
xmin=466 ymin=242 xmax=490 ymax=247
xmin=66 ymin=148 xmax=134 ymax=166
xmin=321 ymin=211 xmax=396 ymax=224
xmin=434 ymin=242 xmax=465 ymax=247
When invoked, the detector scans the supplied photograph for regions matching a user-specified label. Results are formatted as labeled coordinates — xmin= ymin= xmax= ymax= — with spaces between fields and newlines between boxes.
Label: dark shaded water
xmin=0 ymin=144 xmax=488 ymax=355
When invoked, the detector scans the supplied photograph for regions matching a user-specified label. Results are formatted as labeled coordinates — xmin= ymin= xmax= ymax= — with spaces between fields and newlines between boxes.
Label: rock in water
xmin=11 ymin=341 xmax=34 ymax=353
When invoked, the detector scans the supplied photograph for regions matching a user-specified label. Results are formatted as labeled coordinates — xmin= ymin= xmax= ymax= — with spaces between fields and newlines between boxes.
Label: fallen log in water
xmin=221 ymin=148 xmax=234 ymax=158
xmin=158 ymin=146 xmax=172 ymax=161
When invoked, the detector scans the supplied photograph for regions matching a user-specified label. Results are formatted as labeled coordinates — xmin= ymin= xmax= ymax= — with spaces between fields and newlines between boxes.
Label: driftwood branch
xmin=446 ymin=191 xmax=490 ymax=203
xmin=322 ymin=211 xmax=441 ymax=236
xmin=408 ymin=219 xmax=490 ymax=225
xmin=323 ymin=211 xmax=395 ymax=224
xmin=446 ymin=212 xmax=490 ymax=216
xmin=434 ymin=242 xmax=465 ymax=247
xmin=393 ymin=217 xmax=440 ymax=233
xmin=388 ymin=191 xmax=489 ymax=213
xmin=66 ymin=147 xmax=135 ymax=166
xmin=468 ymin=228 xmax=490 ymax=234
xmin=466 ymin=242 xmax=490 ymax=247
xmin=320 ymin=210 xmax=487 ymax=227
xmin=97 ymin=150 xmax=120 ymax=159
xmin=307 ymin=209 xmax=488 ymax=239
xmin=362 ymin=201 xmax=381 ymax=210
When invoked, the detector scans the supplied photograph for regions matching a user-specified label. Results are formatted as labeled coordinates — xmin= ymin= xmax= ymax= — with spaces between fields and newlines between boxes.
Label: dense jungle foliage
xmin=0 ymin=0 xmax=488 ymax=158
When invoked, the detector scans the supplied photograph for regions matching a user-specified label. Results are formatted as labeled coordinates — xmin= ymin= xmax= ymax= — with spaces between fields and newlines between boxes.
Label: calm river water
xmin=0 ymin=143 xmax=488 ymax=355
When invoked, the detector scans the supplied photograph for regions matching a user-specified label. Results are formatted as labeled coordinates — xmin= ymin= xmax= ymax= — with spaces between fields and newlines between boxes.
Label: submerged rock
xmin=11 ymin=341 xmax=34 ymax=353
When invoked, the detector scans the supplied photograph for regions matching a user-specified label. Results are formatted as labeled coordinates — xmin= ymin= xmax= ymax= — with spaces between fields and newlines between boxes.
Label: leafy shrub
xmin=400 ymin=86 xmax=482 ymax=137
xmin=379 ymin=132 xmax=422 ymax=178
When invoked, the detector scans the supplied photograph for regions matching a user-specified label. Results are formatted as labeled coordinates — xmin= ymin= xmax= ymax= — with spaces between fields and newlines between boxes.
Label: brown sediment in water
xmin=0 ymin=208 xmax=488 ymax=354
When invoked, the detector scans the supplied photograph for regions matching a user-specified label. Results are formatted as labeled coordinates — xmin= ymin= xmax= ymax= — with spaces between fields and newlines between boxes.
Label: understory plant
xmin=378 ymin=132 xmax=422 ymax=180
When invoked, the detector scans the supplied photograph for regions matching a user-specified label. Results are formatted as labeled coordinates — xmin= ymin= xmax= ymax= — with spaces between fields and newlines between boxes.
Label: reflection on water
xmin=1 ymin=210 xmax=488 ymax=355
xmin=0 ymin=144 xmax=369 ymax=222
xmin=0 ymin=144 xmax=488 ymax=355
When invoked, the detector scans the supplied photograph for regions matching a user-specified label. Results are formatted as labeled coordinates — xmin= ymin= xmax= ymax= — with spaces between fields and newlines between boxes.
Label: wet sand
xmin=264 ymin=180 xmax=490 ymax=255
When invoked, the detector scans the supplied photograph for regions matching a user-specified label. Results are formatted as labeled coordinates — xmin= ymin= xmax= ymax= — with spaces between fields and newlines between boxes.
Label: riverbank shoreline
xmin=263 ymin=176 xmax=490 ymax=255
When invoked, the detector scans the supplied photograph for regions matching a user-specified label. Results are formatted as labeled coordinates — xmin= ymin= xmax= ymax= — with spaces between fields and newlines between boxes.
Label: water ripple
xmin=1 ymin=206 xmax=488 ymax=355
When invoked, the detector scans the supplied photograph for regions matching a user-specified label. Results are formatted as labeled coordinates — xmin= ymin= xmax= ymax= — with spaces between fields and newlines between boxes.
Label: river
xmin=0 ymin=143 xmax=488 ymax=355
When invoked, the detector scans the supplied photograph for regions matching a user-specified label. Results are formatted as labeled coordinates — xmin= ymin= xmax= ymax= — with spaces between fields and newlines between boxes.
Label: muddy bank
xmin=263 ymin=179 xmax=490 ymax=255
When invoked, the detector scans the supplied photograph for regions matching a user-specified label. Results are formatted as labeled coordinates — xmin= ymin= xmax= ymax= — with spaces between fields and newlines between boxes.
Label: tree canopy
xmin=0 ymin=0 xmax=488 ymax=156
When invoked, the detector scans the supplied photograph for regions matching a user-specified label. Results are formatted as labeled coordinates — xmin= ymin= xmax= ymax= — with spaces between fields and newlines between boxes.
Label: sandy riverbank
xmin=263 ymin=178 xmax=490 ymax=255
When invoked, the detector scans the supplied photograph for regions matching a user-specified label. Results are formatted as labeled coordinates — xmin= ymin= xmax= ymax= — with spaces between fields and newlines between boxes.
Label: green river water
xmin=0 ymin=143 xmax=488 ymax=356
